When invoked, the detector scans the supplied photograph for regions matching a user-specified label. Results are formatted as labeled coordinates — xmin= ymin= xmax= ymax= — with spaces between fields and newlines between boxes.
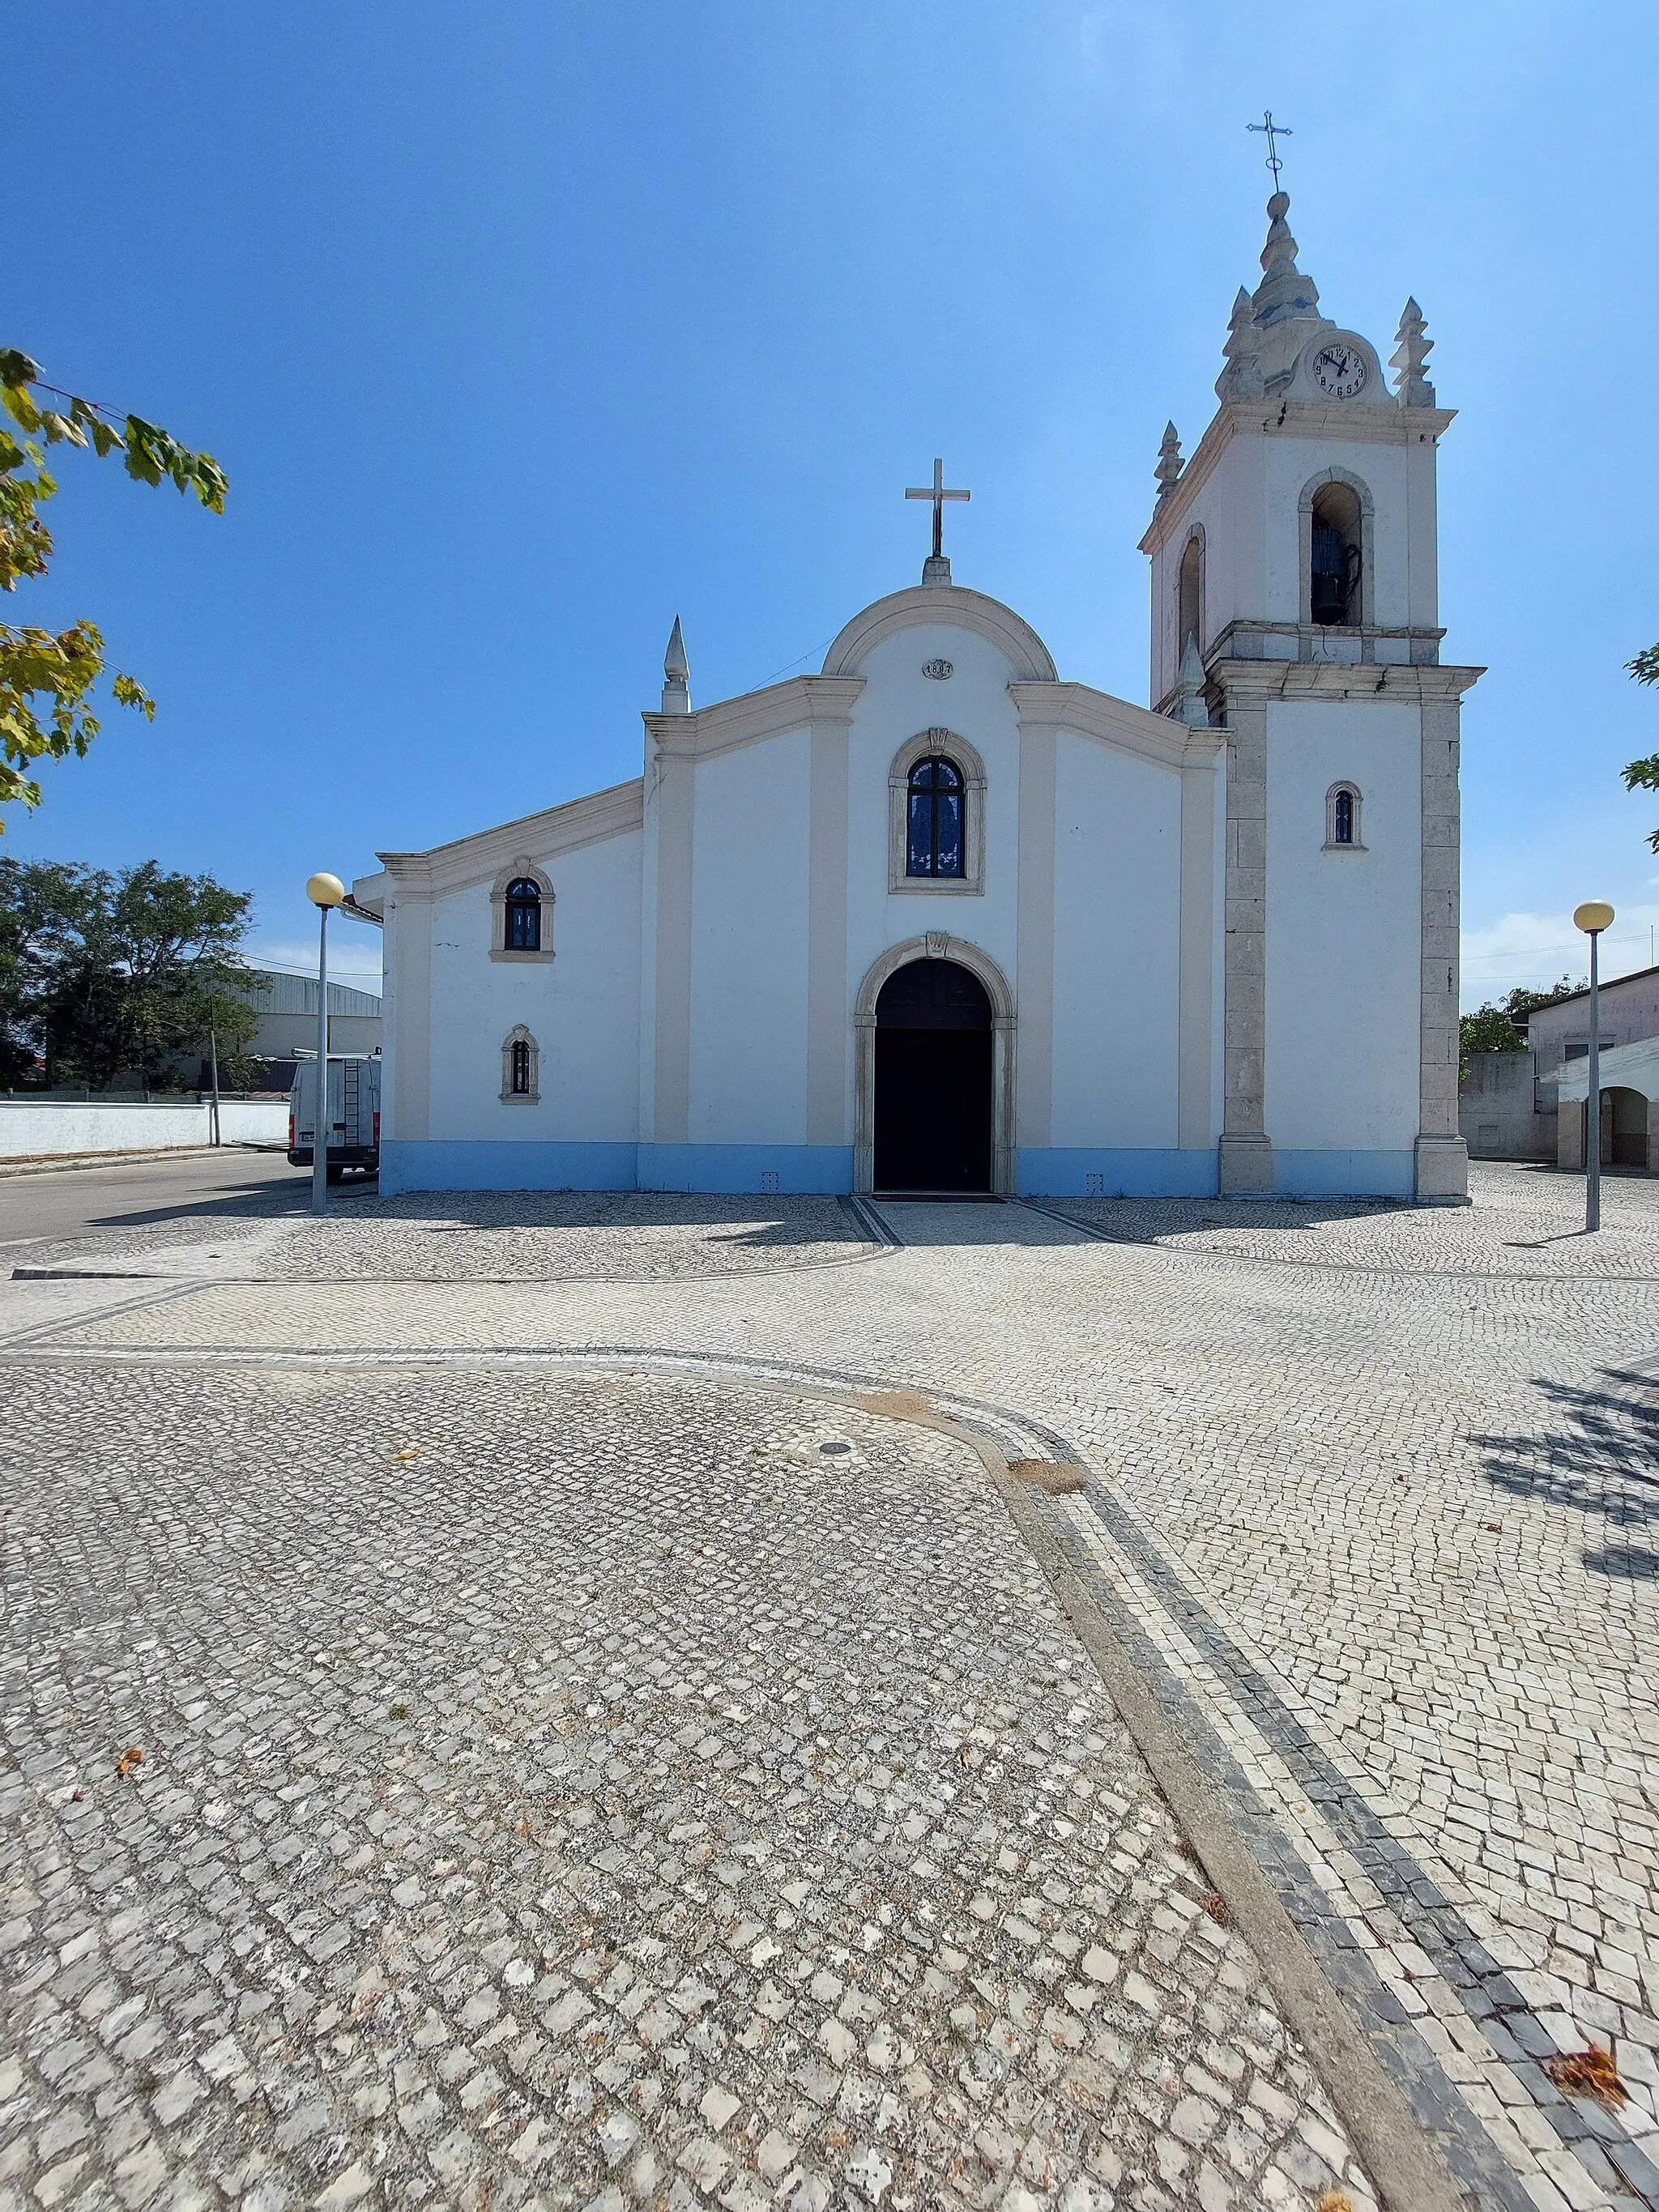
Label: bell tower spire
xmin=1139 ymin=158 xmax=1482 ymax=1206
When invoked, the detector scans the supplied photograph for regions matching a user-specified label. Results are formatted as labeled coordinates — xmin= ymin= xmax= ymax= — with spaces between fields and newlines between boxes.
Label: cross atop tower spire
xmin=1247 ymin=109 xmax=1292 ymax=189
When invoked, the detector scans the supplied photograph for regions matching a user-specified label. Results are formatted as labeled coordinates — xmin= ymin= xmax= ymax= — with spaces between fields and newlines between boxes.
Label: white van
xmin=288 ymin=1052 xmax=381 ymax=1179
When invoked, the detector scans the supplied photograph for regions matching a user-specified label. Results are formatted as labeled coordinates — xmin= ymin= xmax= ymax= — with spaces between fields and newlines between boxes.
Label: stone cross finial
xmin=1391 ymin=297 xmax=1436 ymax=407
xmin=1154 ymin=422 xmax=1183 ymax=503
xmin=661 ymin=615 xmax=690 ymax=714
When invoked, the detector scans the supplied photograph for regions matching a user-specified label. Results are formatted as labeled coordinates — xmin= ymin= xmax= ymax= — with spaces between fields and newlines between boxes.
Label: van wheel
xmin=326 ymin=1164 xmax=347 ymax=1184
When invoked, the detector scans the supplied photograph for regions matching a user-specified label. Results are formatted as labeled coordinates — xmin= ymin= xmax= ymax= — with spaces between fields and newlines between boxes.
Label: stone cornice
xmin=1205 ymin=658 xmax=1485 ymax=708
xmin=375 ymin=776 xmax=645 ymax=898
xmin=1008 ymin=681 xmax=1223 ymax=771
xmin=823 ymin=585 xmax=1057 ymax=681
xmin=644 ymin=675 xmax=865 ymax=764
xmin=1139 ymin=396 xmax=1459 ymax=558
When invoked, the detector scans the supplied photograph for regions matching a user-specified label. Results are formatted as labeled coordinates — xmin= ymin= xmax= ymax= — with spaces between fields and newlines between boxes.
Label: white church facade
xmin=354 ymin=190 xmax=1481 ymax=1204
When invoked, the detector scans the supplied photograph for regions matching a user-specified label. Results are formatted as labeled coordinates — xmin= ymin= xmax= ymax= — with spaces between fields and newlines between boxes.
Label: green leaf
xmin=111 ymin=671 xmax=155 ymax=721
xmin=1 ymin=381 xmax=40 ymax=434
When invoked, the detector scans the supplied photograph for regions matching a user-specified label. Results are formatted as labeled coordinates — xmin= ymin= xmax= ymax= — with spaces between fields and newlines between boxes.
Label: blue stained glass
xmin=505 ymin=879 xmax=541 ymax=949
xmin=935 ymin=791 xmax=962 ymax=875
xmin=906 ymin=757 xmax=966 ymax=878
xmin=907 ymin=793 xmax=933 ymax=876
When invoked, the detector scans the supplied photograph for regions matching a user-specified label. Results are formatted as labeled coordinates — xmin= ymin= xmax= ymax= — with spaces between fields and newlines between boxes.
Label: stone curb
xmin=0 ymin=1144 xmax=284 ymax=1181
xmin=936 ymin=1409 xmax=1469 ymax=2212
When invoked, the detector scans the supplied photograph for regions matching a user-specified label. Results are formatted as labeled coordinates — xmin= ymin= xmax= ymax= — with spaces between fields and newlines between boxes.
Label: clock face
xmin=1311 ymin=341 xmax=1369 ymax=400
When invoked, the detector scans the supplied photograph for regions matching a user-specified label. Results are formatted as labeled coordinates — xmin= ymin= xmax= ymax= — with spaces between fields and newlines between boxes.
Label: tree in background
xmin=1624 ymin=644 xmax=1659 ymax=849
xmin=1 ymin=350 xmax=225 ymax=829
xmin=0 ymin=858 xmax=262 ymax=1090
xmin=1459 ymin=978 xmax=1581 ymax=1076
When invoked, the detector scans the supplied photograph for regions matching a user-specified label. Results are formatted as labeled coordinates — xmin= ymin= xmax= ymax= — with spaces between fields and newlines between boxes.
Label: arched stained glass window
xmin=1333 ymin=788 xmax=1354 ymax=846
xmin=510 ymin=1038 xmax=531 ymax=1094
xmin=906 ymin=757 xmax=964 ymax=879
xmin=505 ymin=879 xmax=541 ymax=951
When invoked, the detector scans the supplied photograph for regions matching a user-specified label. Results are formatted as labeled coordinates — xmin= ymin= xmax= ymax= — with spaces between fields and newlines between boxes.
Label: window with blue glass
xmin=504 ymin=879 xmax=542 ymax=950
xmin=906 ymin=757 xmax=965 ymax=879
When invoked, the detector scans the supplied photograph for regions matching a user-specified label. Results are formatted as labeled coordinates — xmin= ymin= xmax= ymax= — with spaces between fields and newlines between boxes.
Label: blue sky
xmin=10 ymin=2 xmax=1659 ymax=1000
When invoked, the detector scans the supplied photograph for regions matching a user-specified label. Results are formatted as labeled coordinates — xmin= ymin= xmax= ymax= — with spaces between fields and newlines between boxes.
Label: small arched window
xmin=1324 ymin=783 xmax=1365 ymax=851
xmin=906 ymin=757 xmax=964 ymax=879
xmin=1309 ymin=483 xmax=1363 ymax=626
xmin=1177 ymin=535 xmax=1203 ymax=657
xmin=500 ymin=1024 xmax=540 ymax=1102
xmin=504 ymin=879 xmax=541 ymax=951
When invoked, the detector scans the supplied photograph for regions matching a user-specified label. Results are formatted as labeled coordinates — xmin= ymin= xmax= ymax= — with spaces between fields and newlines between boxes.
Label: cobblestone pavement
xmin=11 ymin=1193 xmax=875 ymax=1285
xmin=0 ymin=1363 xmax=1371 ymax=2212
xmin=6 ymin=1162 xmax=1659 ymax=2209
xmin=1034 ymin=1165 xmax=1659 ymax=1280
xmin=254 ymin=1195 xmax=876 ymax=1283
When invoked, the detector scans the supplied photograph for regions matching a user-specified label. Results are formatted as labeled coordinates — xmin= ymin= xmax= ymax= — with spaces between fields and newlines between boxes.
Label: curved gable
xmin=822 ymin=585 xmax=1057 ymax=682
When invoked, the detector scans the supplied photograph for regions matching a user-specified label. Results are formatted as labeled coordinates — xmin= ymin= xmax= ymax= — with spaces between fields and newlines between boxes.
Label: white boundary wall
xmin=0 ymin=1099 xmax=289 ymax=1157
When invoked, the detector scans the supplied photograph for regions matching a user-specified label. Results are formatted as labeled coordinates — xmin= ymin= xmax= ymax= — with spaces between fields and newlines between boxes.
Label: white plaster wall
xmin=1264 ymin=700 xmax=1421 ymax=1150
xmin=844 ymin=623 xmax=1024 ymax=1029
xmin=687 ymin=731 xmax=811 ymax=1143
xmin=425 ymin=831 xmax=642 ymax=1141
xmin=1149 ymin=421 xmax=1440 ymax=701
xmin=0 ymin=1100 xmax=288 ymax=1155
xmin=1262 ymin=436 xmax=1414 ymax=627
xmin=1050 ymin=736 xmax=1183 ymax=1147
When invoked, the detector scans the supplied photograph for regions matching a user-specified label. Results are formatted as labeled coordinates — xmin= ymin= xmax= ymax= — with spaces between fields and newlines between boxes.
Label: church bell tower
xmin=1140 ymin=189 xmax=1483 ymax=1203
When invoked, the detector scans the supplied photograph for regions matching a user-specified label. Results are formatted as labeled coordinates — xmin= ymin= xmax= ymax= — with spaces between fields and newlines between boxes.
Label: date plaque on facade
xmin=922 ymin=658 xmax=953 ymax=680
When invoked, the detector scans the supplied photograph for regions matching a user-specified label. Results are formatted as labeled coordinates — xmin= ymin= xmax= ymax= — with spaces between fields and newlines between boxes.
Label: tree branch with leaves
xmin=0 ymin=348 xmax=225 ymax=829
xmin=1625 ymin=644 xmax=1659 ymax=852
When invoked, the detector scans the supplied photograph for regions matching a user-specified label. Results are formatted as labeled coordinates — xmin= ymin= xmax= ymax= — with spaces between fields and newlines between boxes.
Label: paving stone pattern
xmin=0 ymin=1363 xmax=1372 ymax=2212
xmin=1043 ymin=1165 xmax=1659 ymax=1278
xmin=8 ymin=1161 xmax=1659 ymax=2209
xmin=254 ymin=1196 xmax=876 ymax=1283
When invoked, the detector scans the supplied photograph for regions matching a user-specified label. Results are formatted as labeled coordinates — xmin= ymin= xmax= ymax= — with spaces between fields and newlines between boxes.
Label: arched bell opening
xmin=1309 ymin=481 xmax=1363 ymax=627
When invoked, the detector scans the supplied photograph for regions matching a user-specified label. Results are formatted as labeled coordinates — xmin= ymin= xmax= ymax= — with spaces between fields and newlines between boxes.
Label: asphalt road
xmin=0 ymin=1147 xmax=317 ymax=1251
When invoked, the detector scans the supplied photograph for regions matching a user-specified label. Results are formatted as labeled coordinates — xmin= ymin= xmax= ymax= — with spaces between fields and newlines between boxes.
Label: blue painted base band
xmin=379 ymin=1140 xmax=855 ymax=1196
xmin=1016 ymin=1149 xmax=1219 ymax=1199
xmin=381 ymin=1140 xmax=1420 ymax=1200
xmin=379 ymin=1141 xmax=640 ymax=1195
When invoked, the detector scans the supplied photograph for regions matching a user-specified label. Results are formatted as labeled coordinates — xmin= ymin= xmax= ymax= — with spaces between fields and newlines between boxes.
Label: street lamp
xmin=1573 ymin=899 xmax=1615 ymax=1232
xmin=306 ymin=872 xmax=346 ymax=1217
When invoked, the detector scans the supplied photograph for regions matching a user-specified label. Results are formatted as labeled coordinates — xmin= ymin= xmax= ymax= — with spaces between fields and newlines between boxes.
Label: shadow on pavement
xmin=1474 ymin=1364 xmax=1659 ymax=1580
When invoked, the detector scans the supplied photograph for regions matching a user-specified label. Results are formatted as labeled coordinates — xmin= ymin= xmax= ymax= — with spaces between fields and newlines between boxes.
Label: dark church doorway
xmin=874 ymin=959 xmax=993 ymax=1193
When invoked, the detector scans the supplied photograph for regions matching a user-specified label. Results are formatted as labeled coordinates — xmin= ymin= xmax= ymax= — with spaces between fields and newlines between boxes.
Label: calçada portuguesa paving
xmin=2 ymin=1162 xmax=1657 ymax=2212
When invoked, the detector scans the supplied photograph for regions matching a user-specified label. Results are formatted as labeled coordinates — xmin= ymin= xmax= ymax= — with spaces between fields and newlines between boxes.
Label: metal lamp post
xmin=306 ymin=872 xmax=346 ymax=1216
xmin=1573 ymin=900 xmax=1615 ymax=1232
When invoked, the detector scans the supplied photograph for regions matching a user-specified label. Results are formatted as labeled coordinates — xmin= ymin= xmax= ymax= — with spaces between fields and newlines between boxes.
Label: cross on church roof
xmin=906 ymin=458 xmax=970 ymax=582
xmin=1247 ymin=109 xmax=1293 ymax=188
